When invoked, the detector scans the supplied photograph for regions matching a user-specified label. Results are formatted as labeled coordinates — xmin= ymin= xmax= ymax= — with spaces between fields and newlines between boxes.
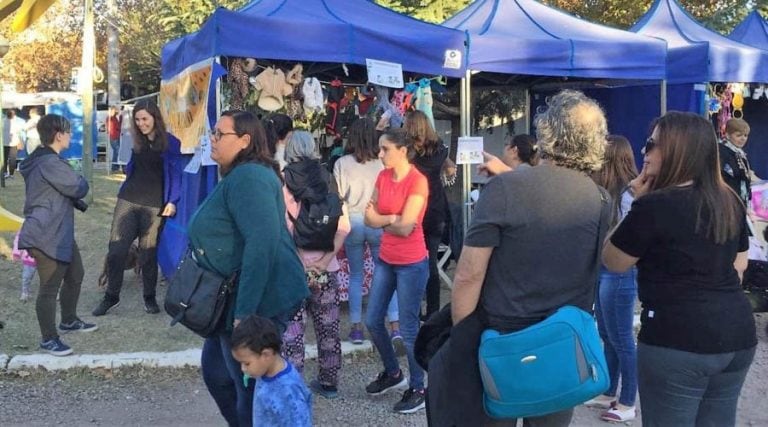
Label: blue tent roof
xmin=161 ymin=0 xmax=467 ymax=80
xmin=631 ymin=0 xmax=768 ymax=83
xmin=729 ymin=11 xmax=768 ymax=49
xmin=443 ymin=0 xmax=667 ymax=80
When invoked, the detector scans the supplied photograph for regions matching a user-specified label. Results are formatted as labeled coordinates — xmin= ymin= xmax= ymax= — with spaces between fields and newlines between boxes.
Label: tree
xmin=156 ymin=0 xmax=249 ymax=35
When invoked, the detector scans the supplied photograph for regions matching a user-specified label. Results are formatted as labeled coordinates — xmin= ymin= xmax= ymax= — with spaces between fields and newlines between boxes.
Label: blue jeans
xmin=638 ymin=343 xmax=755 ymax=427
xmin=109 ymin=139 xmax=120 ymax=171
xmin=595 ymin=268 xmax=638 ymax=406
xmin=365 ymin=256 xmax=429 ymax=389
xmin=345 ymin=215 xmax=398 ymax=324
xmin=201 ymin=315 xmax=291 ymax=427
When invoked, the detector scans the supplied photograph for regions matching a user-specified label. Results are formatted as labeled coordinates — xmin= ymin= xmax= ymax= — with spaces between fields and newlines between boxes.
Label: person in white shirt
xmin=24 ymin=107 xmax=42 ymax=156
xmin=3 ymin=109 xmax=26 ymax=178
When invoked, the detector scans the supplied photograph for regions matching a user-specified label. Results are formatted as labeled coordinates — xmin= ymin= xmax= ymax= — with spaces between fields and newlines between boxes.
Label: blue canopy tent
xmin=161 ymin=0 xmax=467 ymax=80
xmin=729 ymin=11 xmax=768 ymax=50
xmin=728 ymin=12 xmax=768 ymax=179
xmin=157 ymin=0 xmax=468 ymax=277
xmin=626 ymin=0 xmax=768 ymax=175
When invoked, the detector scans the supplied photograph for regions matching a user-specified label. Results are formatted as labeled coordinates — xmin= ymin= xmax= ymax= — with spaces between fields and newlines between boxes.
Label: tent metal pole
xmin=524 ymin=88 xmax=531 ymax=134
xmin=660 ymin=80 xmax=667 ymax=115
xmin=215 ymin=56 xmax=222 ymax=120
xmin=460 ymin=70 xmax=472 ymax=236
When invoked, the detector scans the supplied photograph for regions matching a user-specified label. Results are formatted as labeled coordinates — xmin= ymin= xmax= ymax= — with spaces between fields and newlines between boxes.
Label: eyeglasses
xmin=210 ymin=130 xmax=238 ymax=140
xmin=641 ymin=137 xmax=656 ymax=155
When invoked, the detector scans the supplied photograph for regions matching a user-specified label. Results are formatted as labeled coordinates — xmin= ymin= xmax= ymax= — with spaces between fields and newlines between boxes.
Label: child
xmin=231 ymin=315 xmax=312 ymax=427
xmin=719 ymin=118 xmax=752 ymax=207
xmin=12 ymin=231 xmax=37 ymax=301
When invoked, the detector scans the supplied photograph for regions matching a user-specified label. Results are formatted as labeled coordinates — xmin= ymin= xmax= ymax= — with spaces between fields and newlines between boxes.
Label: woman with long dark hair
xmin=403 ymin=110 xmax=451 ymax=319
xmin=585 ymin=135 xmax=639 ymax=422
xmin=333 ymin=118 xmax=400 ymax=345
xmin=263 ymin=113 xmax=293 ymax=170
xmin=93 ymin=99 xmax=183 ymax=316
xmin=603 ymin=112 xmax=755 ymax=426
xmin=191 ymin=110 xmax=308 ymax=427
xmin=502 ymin=134 xmax=539 ymax=170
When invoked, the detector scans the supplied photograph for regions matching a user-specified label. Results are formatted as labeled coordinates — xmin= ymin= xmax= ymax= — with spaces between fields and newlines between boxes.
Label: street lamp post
xmin=0 ymin=37 xmax=10 ymax=189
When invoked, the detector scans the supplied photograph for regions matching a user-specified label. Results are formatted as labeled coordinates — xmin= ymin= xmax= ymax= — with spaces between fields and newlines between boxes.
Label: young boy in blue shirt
xmin=231 ymin=315 xmax=312 ymax=427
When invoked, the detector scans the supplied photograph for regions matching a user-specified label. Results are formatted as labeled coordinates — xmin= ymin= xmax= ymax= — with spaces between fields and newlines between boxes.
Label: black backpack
xmin=288 ymin=170 xmax=342 ymax=252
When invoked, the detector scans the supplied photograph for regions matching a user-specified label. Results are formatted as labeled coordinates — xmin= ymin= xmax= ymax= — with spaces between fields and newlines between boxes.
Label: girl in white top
xmin=334 ymin=118 xmax=401 ymax=345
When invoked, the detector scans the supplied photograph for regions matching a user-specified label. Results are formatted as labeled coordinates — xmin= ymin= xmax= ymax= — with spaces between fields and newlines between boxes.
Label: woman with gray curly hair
xmin=426 ymin=90 xmax=609 ymax=426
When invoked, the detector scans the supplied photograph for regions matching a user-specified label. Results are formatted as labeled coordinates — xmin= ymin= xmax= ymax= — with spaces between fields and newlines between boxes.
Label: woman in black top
xmin=603 ymin=112 xmax=756 ymax=427
xmin=404 ymin=110 xmax=454 ymax=318
xmin=93 ymin=99 xmax=183 ymax=316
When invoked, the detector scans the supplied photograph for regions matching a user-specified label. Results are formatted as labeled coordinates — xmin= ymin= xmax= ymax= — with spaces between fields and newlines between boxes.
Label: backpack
xmin=288 ymin=169 xmax=342 ymax=252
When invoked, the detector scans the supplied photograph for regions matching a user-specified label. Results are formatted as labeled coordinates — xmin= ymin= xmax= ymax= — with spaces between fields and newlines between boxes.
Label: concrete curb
xmin=1 ymin=341 xmax=374 ymax=372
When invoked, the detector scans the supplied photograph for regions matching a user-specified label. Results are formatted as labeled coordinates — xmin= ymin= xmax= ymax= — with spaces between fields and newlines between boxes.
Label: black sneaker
xmin=393 ymin=388 xmax=426 ymax=414
xmin=365 ymin=370 xmax=407 ymax=396
xmin=40 ymin=337 xmax=73 ymax=356
xmin=59 ymin=319 xmax=98 ymax=333
xmin=309 ymin=379 xmax=339 ymax=399
xmin=92 ymin=297 xmax=120 ymax=316
xmin=144 ymin=297 xmax=160 ymax=314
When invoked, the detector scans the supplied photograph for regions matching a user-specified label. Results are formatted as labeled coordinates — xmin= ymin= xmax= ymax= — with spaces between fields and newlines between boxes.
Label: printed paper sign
xmin=444 ymin=49 xmax=462 ymax=70
xmin=160 ymin=59 xmax=214 ymax=154
xmin=200 ymin=134 xmax=217 ymax=166
xmin=457 ymin=137 xmax=484 ymax=164
xmin=366 ymin=59 xmax=404 ymax=89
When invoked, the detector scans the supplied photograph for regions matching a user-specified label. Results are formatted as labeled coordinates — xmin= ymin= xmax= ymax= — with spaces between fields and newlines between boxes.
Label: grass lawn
xmin=0 ymin=164 xmax=203 ymax=356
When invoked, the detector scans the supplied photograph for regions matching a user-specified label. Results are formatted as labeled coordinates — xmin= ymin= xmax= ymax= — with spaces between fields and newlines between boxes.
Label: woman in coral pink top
xmin=363 ymin=128 xmax=429 ymax=414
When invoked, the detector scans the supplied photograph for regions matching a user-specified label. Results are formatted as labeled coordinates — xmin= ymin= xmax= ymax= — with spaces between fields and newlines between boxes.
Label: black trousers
xmin=424 ymin=222 xmax=445 ymax=317
xmin=3 ymin=145 xmax=18 ymax=175
xmin=105 ymin=198 xmax=163 ymax=300
xmin=30 ymin=245 xmax=84 ymax=341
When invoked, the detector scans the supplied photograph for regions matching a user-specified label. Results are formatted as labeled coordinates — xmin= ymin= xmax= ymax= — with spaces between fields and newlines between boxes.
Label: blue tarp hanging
xmin=443 ymin=0 xmax=667 ymax=80
xmin=161 ymin=0 xmax=468 ymax=80
xmin=729 ymin=11 xmax=768 ymax=50
xmin=631 ymin=0 xmax=768 ymax=83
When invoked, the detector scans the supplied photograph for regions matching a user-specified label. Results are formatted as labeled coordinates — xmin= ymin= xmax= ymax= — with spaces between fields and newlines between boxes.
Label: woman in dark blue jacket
xmin=18 ymin=114 xmax=96 ymax=356
xmin=93 ymin=99 xmax=183 ymax=316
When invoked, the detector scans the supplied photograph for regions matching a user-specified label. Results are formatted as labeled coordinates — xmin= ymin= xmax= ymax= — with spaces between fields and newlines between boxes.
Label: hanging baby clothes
xmin=253 ymin=66 xmax=293 ymax=111
xmin=415 ymin=78 xmax=435 ymax=129
xmin=228 ymin=59 xmax=251 ymax=111
xmin=302 ymin=77 xmax=324 ymax=112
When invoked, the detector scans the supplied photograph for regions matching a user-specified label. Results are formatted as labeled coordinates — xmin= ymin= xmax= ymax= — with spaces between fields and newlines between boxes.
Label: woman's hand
xmin=161 ymin=202 xmax=177 ymax=217
xmin=629 ymin=167 xmax=654 ymax=198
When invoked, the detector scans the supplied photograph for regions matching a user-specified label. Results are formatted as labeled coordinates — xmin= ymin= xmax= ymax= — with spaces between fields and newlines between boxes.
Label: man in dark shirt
xmin=427 ymin=90 xmax=609 ymax=427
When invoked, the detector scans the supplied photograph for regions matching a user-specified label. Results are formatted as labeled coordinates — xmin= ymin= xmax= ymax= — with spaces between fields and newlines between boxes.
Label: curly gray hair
xmin=534 ymin=90 xmax=606 ymax=173
xmin=284 ymin=130 xmax=319 ymax=163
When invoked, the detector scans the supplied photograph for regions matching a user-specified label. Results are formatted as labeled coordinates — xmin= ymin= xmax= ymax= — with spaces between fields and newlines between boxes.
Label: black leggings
xmin=3 ymin=145 xmax=17 ymax=176
xmin=105 ymin=198 xmax=162 ymax=300
xmin=424 ymin=222 xmax=445 ymax=317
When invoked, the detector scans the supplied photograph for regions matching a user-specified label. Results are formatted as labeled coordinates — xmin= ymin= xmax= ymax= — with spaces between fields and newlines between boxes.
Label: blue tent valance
xmin=631 ymin=0 xmax=768 ymax=83
xmin=161 ymin=0 xmax=468 ymax=80
xmin=443 ymin=0 xmax=667 ymax=80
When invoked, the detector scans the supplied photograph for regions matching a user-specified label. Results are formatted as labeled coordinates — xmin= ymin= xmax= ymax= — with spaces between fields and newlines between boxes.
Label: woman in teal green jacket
xmin=187 ymin=110 xmax=308 ymax=427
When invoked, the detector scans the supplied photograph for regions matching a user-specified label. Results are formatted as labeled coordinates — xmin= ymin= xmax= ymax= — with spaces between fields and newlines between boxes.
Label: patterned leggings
xmin=282 ymin=271 xmax=342 ymax=387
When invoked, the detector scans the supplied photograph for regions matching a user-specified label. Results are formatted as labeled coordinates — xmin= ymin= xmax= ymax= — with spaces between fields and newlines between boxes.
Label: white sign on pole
xmin=366 ymin=59 xmax=404 ymax=89
xmin=444 ymin=49 xmax=462 ymax=70
xmin=457 ymin=137 xmax=484 ymax=164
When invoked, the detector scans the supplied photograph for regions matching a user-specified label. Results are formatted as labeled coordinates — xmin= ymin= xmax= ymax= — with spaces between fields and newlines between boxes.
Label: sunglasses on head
xmin=641 ymin=137 xmax=656 ymax=155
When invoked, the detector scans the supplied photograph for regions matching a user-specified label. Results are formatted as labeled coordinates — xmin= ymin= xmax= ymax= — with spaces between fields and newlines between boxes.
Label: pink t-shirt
xmin=375 ymin=167 xmax=429 ymax=265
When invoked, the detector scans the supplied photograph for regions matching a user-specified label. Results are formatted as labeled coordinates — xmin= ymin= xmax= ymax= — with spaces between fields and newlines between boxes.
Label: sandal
xmin=584 ymin=394 xmax=616 ymax=409
xmin=601 ymin=405 xmax=636 ymax=422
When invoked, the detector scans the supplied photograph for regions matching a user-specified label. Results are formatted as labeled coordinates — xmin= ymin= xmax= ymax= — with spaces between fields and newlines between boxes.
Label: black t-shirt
xmin=413 ymin=142 xmax=448 ymax=234
xmin=611 ymin=186 xmax=756 ymax=354
xmin=465 ymin=165 xmax=604 ymax=328
xmin=118 ymin=146 xmax=164 ymax=208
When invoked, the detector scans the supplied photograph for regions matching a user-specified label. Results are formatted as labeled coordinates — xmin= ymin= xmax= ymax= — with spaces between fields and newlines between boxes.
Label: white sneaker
xmin=601 ymin=405 xmax=636 ymax=422
xmin=584 ymin=394 xmax=616 ymax=409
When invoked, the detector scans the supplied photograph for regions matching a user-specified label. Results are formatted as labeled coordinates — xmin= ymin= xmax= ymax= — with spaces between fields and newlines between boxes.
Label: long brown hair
xmin=132 ymin=99 xmax=168 ymax=152
xmin=346 ymin=118 xmax=379 ymax=163
xmin=404 ymin=110 xmax=440 ymax=156
xmin=221 ymin=110 xmax=281 ymax=179
xmin=592 ymin=135 xmax=637 ymax=226
xmin=652 ymin=111 xmax=741 ymax=244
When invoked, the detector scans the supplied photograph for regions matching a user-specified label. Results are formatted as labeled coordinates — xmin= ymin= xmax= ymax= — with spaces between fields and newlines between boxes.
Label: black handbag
xmin=164 ymin=250 xmax=238 ymax=338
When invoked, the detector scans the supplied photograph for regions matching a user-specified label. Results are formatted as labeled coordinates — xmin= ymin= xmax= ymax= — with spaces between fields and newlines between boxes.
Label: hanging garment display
xmin=228 ymin=58 xmax=251 ymax=110
xmin=252 ymin=66 xmax=293 ymax=111
xmin=414 ymin=78 xmax=435 ymax=128
xmin=302 ymin=77 xmax=324 ymax=112
xmin=325 ymin=79 xmax=345 ymax=136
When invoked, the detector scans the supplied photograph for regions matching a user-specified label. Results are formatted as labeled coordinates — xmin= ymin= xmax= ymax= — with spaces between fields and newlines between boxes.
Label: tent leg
xmin=460 ymin=70 xmax=472 ymax=236
xmin=524 ymin=88 xmax=531 ymax=134
xmin=660 ymin=80 xmax=667 ymax=115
